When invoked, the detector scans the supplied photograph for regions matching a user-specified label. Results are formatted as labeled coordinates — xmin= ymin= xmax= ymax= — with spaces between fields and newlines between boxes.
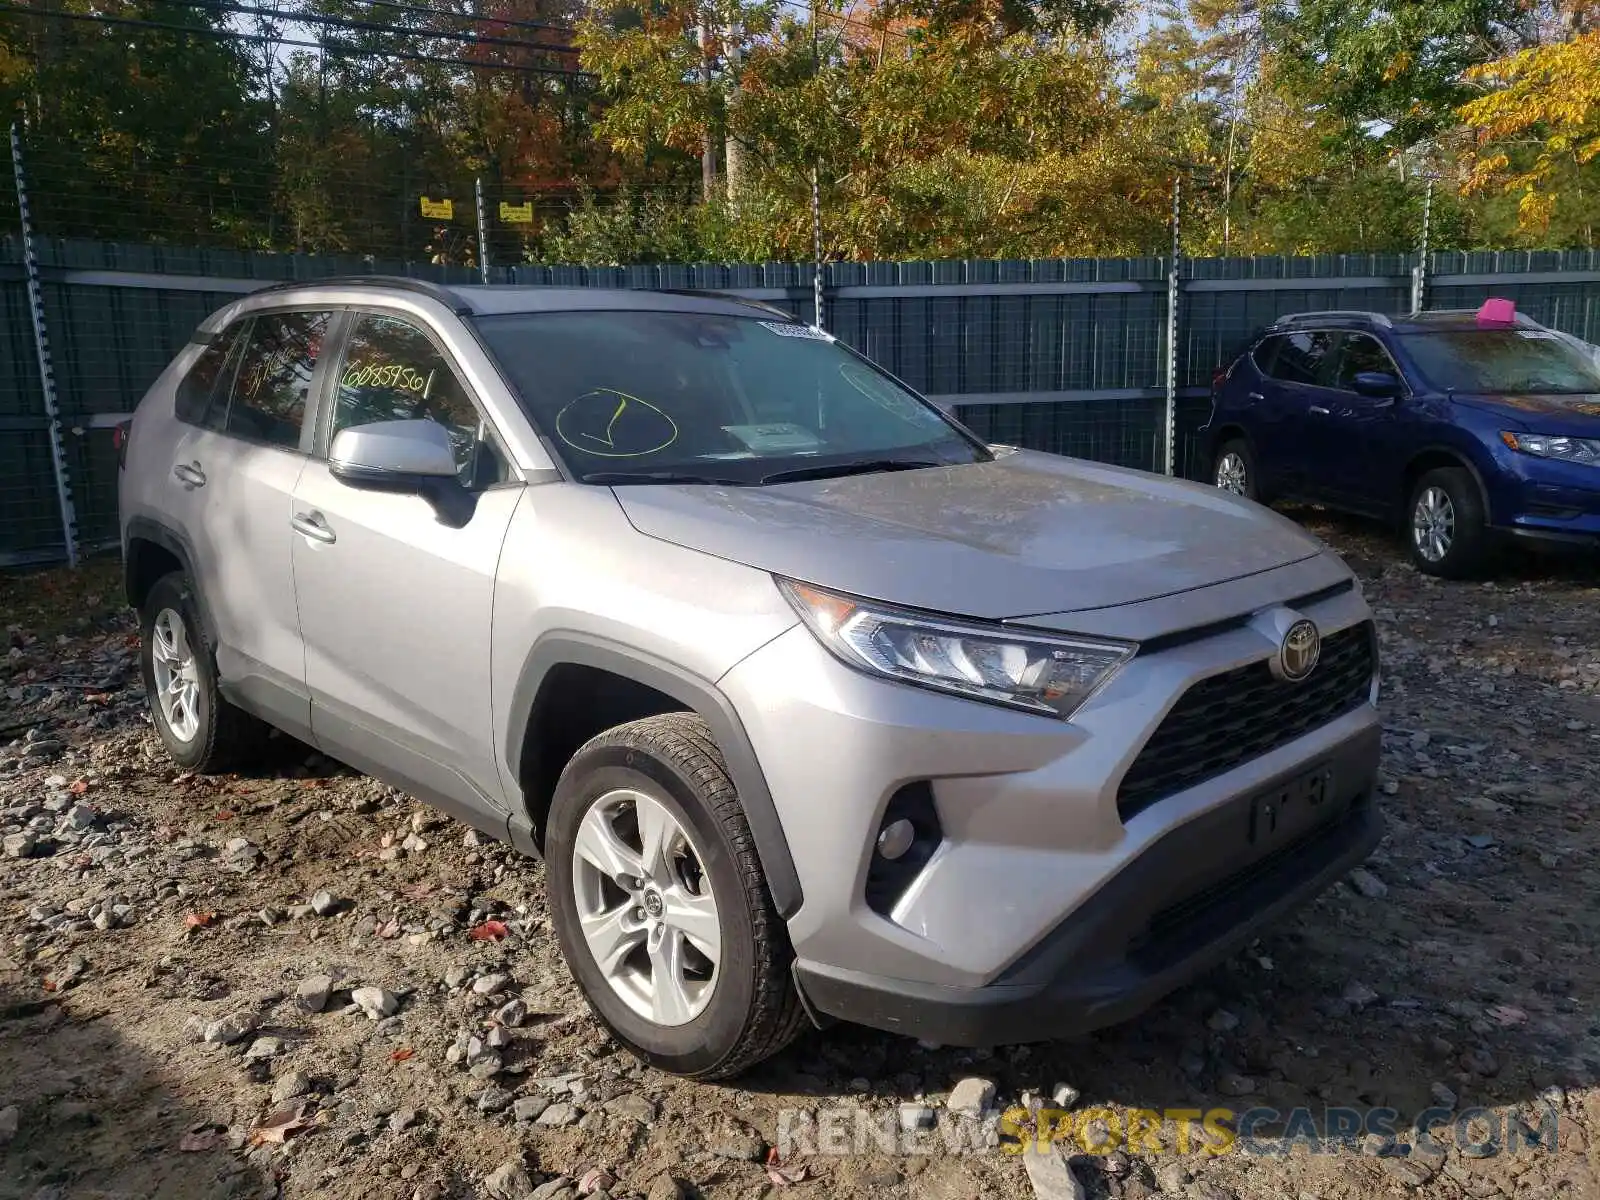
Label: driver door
xmin=1318 ymin=332 xmax=1406 ymax=512
xmin=290 ymin=309 xmax=524 ymax=828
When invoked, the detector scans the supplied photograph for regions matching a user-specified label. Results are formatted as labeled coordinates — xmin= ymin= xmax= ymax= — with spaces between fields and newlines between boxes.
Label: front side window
xmin=331 ymin=313 xmax=509 ymax=488
xmin=1333 ymin=333 xmax=1402 ymax=391
xmin=1400 ymin=329 xmax=1600 ymax=396
xmin=471 ymin=310 xmax=988 ymax=484
xmin=224 ymin=310 xmax=332 ymax=448
xmin=1264 ymin=331 xmax=1336 ymax=386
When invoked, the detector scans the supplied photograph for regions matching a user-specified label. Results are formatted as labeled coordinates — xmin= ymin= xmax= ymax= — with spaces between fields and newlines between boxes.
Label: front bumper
xmin=1490 ymin=451 xmax=1600 ymax=545
xmin=719 ymin=554 xmax=1381 ymax=996
xmin=793 ymin=728 xmax=1381 ymax=1044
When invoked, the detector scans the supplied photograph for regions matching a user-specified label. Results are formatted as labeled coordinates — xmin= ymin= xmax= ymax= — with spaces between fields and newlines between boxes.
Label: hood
xmin=613 ymin=449 xmax=1325 ymax=620
xmin=1453 ymin=392 xmax=1600 ymax=435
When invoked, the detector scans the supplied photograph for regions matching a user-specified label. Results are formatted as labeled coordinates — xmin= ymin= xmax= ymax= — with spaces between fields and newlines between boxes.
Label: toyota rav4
xmin=118 ymin=278 xmax=1383 ymax=1079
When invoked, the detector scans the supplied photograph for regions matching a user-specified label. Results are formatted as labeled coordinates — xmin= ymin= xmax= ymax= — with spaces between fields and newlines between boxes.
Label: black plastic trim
xmin=505 ymin=634 xmax=804 ymax=918
xmin=122 ymin=517 xmax=216 ymax=645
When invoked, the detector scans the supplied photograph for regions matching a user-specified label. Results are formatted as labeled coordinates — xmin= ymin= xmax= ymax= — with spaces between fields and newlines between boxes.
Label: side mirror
xmin=329 ymin=419 xmax=475 ymax=527
xmin=1351 ymin=371 xmax=1401 ymax=400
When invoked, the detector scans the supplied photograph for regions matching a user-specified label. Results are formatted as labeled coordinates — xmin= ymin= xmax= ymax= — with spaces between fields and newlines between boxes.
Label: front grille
xmin=1117 ymin=622 xmax=1375 ymax=822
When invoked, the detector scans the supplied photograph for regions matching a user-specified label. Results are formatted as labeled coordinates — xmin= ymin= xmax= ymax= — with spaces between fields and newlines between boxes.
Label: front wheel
xmin=545 ymin=713 xmax=807 ymax=1079
xmin=1406 ymin=467 xmax=1489 ymax=578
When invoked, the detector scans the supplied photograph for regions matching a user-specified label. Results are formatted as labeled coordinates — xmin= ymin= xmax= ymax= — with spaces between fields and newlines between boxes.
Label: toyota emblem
xmin=1276 ymin=619 xmax=1321 ymax=682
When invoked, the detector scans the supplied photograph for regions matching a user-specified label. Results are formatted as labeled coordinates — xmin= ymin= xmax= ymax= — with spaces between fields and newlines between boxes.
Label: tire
xmin=545 ymin=712 xmax=807 ymax=1079
xmin=139 ymin=571 xmax=269 ymax=771
xmin=1406 ymin=466 xmax=1490 ymax=579
xmin=1213 ymin=437 xmax=1261 ymax=501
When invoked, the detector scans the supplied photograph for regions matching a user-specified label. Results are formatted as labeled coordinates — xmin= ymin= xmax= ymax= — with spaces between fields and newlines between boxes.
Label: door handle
xmin=1247 ymin=391 xmax=1264 ymax=402
xmin=1309 ymin=405 xmax=1330 ymax=415
xmin=291 ymin=511 xmax=337 ymax=544
xmin=173 ymin=462 xmax=206 ymax=488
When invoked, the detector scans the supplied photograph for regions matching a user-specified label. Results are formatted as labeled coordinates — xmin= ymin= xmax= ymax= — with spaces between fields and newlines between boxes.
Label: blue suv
xmin=1203 ymin=305 xmax=1600 ymax=577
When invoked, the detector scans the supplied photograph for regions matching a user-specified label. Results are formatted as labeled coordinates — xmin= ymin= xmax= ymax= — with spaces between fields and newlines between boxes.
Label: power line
xmin=157 ymin=0 xmax=577 ymax=38
xmin=162 ymin=0 xmax=578 ymax=54
xmin=0 ymin=4 xmax=594 ymax=77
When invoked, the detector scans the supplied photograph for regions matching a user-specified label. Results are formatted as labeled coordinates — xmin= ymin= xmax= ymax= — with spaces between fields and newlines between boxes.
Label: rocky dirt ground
xmin=3 ymin=512 xmax=1600 ymax=1200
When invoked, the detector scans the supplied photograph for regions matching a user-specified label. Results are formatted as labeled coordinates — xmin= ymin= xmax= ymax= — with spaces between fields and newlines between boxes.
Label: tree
xmin=1459 ymin=29 xmax=1600 ymax=240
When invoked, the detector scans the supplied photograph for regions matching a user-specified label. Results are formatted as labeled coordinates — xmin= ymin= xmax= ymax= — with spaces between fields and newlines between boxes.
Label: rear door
xmin=162 ymin=308 xmax=333 ymax=741
xmin=1251 ymin=329 xmax=1337 ymax=498
xmin=289 ymin=309 xmax=523 ymax=828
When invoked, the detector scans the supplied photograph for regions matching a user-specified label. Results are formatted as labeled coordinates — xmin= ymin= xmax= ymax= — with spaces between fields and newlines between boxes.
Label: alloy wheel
xmin=570 ymin=788 xmax=721 ymax=1027
xmin=1215 ymin=451 xmax=1248 ymax=496
xmin=1413 ymin=485 xmax=1455 ymax=564
xmin=150 ymin=608 xmax=202 ymax=742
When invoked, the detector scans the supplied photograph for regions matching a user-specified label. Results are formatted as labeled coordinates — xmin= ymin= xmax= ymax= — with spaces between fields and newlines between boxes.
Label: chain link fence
xmin=5 ymin=127 xmax=1600 ymax=567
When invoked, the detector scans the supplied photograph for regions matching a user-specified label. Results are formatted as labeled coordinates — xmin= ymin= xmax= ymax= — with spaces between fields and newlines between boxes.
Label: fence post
xmin=1410 ymin=177 xmax=1432 ymax=314
xmin=10 ymin=124 xmax=78 ymax=568
xmin=811 ymin=165 xmax=824 ymax=331
xmin=475 ymin=175 xmax=490 ymax=285
xmin=1162 ymin=175 xmax=1182 ymax=477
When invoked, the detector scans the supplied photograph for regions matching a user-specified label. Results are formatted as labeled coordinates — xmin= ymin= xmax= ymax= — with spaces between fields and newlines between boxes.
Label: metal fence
xmin=4 ymin=221 xmax=1600 ymax=565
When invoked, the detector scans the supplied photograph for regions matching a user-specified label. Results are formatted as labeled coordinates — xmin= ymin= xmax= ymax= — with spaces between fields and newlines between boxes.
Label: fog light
xmin=865 ymin=782 xmax=943 ymax=919
xmin=877 ymin=818 xmax=915 ymax=861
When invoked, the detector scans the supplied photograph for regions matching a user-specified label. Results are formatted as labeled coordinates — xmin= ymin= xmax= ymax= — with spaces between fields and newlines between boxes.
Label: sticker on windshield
xmin=760 ymin=320 xmax=833 ymax=341
xmin=1518 ymin=330 xmax=1559 ymax=339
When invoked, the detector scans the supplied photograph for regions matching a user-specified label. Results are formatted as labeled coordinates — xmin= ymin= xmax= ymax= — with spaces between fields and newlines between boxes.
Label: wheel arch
xmin=123 ymin=517 xmax=218 ymax=647
xmin=505 ymin=634 xmax=804 ymax=919
xmin=1401 ymin=445 xmax=1490 ymax=516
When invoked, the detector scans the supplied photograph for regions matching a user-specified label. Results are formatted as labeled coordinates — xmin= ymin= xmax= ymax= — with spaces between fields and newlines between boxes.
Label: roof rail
xmin=648 ymin=287 xmax=797 ymax=320
xmin=249 ymin=275 xmax=474 ymax=315
xmin=1272 ymin=310 xmax=1393 ymax=328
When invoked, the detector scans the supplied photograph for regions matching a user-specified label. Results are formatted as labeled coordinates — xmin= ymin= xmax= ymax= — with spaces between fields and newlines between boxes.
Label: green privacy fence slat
xmin=6 ymin=237 xmax=1600 ymax=566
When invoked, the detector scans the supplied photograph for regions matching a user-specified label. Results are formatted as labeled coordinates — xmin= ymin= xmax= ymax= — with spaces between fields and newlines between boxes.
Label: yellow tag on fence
xmin=499 ymin=201 xmax=534 ymax=224
xmin=419 ymin=197 xmax=454 ymax=220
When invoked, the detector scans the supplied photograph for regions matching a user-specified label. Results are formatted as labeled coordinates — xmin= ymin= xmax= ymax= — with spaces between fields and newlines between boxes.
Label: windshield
xmin=1401 ymin=329 xmax=1600 ymax=396
xmin=471 ymin=310 xmax=989 ymax=483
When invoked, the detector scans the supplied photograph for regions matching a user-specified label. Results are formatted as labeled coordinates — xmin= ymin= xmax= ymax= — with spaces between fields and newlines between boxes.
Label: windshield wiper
xmin=757 ymin=459 xmax=944 ymax=485
xmin=583 ymin=470 xmax=751 ymax=486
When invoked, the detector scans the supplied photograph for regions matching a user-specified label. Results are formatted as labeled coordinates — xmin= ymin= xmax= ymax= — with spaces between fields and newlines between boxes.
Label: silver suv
xmin=117 ymin=278 xmax=1383 ymax=1079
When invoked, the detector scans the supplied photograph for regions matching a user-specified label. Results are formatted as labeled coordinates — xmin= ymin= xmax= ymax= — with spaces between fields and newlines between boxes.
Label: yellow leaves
xmin=1458 ymin=31 xmax=1600 ymax=229
xmin=1382 ymin=49 xmax=1414 ymax=82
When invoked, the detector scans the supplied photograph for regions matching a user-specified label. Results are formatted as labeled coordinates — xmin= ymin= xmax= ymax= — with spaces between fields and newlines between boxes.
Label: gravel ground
xmin=2 ymin=513 xmax=1599 ymax=1200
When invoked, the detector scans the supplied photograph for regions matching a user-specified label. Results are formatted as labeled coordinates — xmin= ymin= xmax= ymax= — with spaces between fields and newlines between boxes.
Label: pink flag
xmin=1477 ymin=298 xmax=1516 ymax=324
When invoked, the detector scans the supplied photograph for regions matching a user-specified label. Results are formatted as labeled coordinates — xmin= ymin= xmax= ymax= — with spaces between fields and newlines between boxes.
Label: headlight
xmin=777 ymin=578 xmax=1135 ymax=719
xmin=1500 ymin=431 xmax=1600 ymax=464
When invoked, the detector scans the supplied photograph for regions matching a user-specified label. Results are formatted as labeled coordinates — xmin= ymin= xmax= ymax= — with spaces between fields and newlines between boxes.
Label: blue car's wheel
xmin=1213 ymin=439 xmax=1259 ymax=502
xmin=1407 ymin=467 xmax=1488 ymax=579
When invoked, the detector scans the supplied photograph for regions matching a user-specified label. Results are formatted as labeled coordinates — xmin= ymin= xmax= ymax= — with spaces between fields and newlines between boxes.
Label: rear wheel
xmin=139 ymin=572 xmax=269 ymax=770
xmin=1406 ymin=467 xmax=1489 ymax=579
xmin=545 ymin=713 xmax=807 ymax=1079
xmin=1213 ymin=438 xmax=1260 ymax=501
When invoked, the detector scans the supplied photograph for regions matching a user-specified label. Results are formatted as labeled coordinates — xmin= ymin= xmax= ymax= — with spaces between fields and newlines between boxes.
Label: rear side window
xmin=224 ymin=311 xmax=333 ymax=449
xmin=175 ymin=325 xmax=245 ymax=426
xmin=1263 ymin=331 xmax=1336 ymax=385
